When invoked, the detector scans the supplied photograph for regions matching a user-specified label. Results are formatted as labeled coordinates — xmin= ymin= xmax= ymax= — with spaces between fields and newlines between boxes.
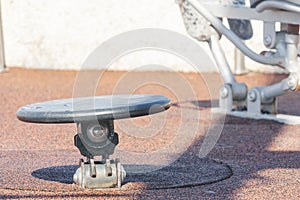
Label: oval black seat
xmin=17 ymin=94 xmax=171 ymax=123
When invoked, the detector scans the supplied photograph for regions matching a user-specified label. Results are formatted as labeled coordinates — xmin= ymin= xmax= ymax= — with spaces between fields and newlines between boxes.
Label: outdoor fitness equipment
xmin=16 ymin=94 xmax=171 ymax=189
xmin=177 ymin=0 xmax=300 ymax=124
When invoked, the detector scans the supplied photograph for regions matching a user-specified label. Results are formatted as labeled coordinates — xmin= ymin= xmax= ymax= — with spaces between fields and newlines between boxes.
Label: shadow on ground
xmin=31 ymin=153 xmax=232 ymax=190
xmin=32 ymin=165 xmax=78 ymax=184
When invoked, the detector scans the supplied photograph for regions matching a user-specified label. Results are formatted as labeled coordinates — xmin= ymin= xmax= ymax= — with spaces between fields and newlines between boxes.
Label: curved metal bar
xmin=256 ymin=1 xmax=300 ymax=13
xmin=186 ymin=0 xmax=285 ymax=67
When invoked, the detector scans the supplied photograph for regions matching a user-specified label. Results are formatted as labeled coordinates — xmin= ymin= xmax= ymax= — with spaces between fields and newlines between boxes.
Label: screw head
xmin=264 ymin=35 xmax=272 ymax=46
xmin=220 ymin=87 xmax=229 ymax=99
xmin=287 ymin=77 xmax=297 ymax=89
xmin=87 ymin=123 xmax=109 ymax=143
xmin=248 ymin=91 xmax=257 ymax=102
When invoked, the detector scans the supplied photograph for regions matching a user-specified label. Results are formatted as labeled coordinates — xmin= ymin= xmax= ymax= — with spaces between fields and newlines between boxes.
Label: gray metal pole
xmin=209 ymin=35 xmax=236 ymax=84
xmin=0 ymin=0 xmax=6 ymax=72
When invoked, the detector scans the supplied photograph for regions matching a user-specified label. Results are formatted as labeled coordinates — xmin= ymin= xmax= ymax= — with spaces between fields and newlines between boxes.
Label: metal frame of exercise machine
xmin=177 ymin=0 xmax=300 ymax=124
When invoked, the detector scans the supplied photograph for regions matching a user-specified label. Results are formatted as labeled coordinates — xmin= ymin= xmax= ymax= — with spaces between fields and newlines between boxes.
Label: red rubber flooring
xmin=0 ymin=68 xmax=299 ymax=199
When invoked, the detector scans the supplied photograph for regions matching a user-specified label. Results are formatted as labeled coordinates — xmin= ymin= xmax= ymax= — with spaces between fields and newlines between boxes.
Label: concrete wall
xmin=2 ymin=0 xmax=270 ymax=72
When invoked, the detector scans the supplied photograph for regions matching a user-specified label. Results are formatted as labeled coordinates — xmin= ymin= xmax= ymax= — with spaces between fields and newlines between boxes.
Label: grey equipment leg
xmin=209 ymin=35 xmax=248 ymax=113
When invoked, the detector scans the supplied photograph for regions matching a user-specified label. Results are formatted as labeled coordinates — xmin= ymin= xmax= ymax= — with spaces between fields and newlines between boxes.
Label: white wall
xmin=2 ymin=0 xmax=273 ymax=72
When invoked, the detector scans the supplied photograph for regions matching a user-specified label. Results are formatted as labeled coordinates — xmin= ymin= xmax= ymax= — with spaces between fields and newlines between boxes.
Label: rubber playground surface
xmin=0 ymin=68 xmax=299 ymax=199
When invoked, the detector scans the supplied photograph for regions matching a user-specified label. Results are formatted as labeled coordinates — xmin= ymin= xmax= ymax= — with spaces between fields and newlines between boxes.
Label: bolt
xmin=264 ymin=35 xmax=272 ymax=46
xmin=287 ymin=77 xmax=297 ymax=89
xmin=248 ymin=91 xmax=257 ymax=102
xmin=220 ymin=87 xmax=229 ymax=99
xmin=92 ymin=126 xmax=105 ymax=138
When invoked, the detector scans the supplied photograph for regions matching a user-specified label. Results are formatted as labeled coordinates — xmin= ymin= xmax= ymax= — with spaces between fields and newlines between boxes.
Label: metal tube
xmin=209 ymin=35 xmax=236 ymax=84
xmin=204 ymin=4 xmax=300 ymax=24
xmin=186 ymin=0 xmax=285 ymax=67
xmin=256 ymin=1 xmax=300 ymax=13
xmin=261 ymin=77 xmax=294 ymax=102
xmin=285 ymin=34 xmax=300 ymax=73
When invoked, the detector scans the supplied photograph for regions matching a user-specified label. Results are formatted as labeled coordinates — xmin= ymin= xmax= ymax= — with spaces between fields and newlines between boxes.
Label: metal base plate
xmin=212 ymin=108 xmax=300 ymax=125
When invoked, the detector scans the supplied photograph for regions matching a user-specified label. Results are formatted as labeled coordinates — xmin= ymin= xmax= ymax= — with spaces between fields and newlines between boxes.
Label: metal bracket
xmin=219 ymin=83 xmax=248 ymax=112
xmin=219 ymin=84 xmax=233 ymax=112
xmin=73 ymin=158 xmax=126 ymax=189
xmin=74 ymin=120 xmax=119 ymax=158
xmin=73 ymin=120 xmax=126 ymax=189
xmin=247 ymin=88 xmax=262 ymax=114
xmin=264 ymin=22 xmax=276 ymax=49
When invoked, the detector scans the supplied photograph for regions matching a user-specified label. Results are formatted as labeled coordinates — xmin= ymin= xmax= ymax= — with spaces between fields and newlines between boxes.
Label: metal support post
xmin=209 ymin=35 xmax=236 ymax=84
